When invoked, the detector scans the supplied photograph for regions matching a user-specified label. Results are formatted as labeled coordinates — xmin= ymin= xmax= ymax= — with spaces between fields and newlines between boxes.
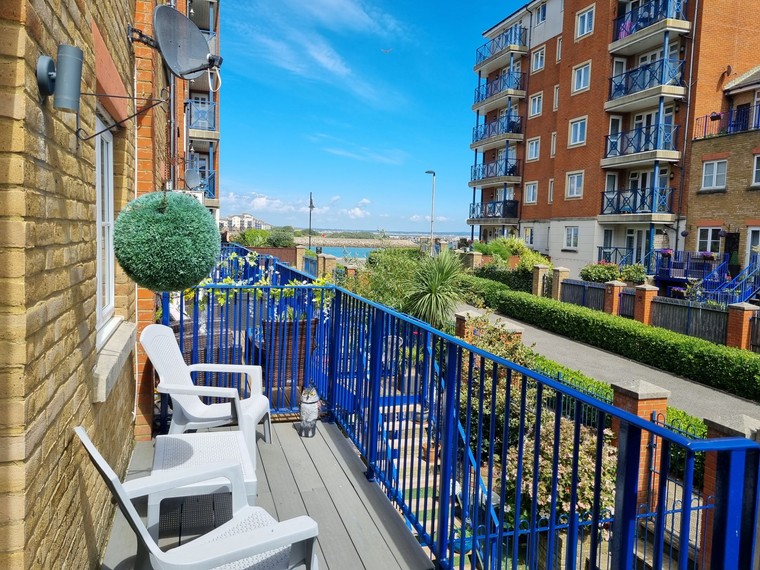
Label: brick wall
xmin=0 ymin=0 xmax=139 ymax=567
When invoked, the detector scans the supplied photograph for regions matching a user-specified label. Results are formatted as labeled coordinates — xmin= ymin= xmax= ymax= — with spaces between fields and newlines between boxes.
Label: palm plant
xmin=403 ymin=249 xmax=463 ymax=330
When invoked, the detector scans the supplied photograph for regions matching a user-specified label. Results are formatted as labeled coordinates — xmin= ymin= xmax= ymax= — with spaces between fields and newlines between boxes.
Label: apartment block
xmin=469 ymin=0 xmax=760 ymax=277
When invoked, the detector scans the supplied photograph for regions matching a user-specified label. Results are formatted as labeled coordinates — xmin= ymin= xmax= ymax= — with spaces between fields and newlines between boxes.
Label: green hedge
xmin=461 ymin=274 xmax=760 ymax=403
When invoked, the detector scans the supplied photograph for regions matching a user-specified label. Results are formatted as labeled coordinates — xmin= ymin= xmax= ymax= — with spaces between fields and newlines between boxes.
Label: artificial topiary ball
xmin=114 ymin=191 xmax=221 ymax=292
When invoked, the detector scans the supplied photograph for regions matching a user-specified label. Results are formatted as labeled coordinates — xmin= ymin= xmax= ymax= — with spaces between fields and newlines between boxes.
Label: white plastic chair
xmin=74 ymin=426 xmax=319 ymax=570
xmin=141 ymin=324 xmax=271 ymax=443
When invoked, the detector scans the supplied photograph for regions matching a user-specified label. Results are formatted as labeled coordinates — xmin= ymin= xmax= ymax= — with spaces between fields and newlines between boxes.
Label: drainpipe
xmin=649 ymin=30 xmax=671 ymax=271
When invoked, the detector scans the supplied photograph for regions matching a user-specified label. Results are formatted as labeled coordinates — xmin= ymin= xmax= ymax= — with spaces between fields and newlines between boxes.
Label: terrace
xmin=112 ymin=244 xmax=760 ymax=569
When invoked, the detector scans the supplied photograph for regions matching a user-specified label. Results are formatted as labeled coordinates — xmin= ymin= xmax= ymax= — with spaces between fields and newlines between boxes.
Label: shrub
xmin=579 ymin=261 xmax=620 ymax=283
xmin=233 ymin=228 xmax=268 ymax=247
xmin=620 ymin=263 xmax=647 ymax=284
xmin=267 ymin=226 xmax=295 ymax=247
xmin=474 ymin=249 xmax=552 ymax=293
xmin=403 ymin=249 xmax=464 ymax=330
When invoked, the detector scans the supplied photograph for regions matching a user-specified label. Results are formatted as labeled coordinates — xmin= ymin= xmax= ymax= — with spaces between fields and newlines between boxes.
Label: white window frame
xmin=565 ymin=226 xmax=579 ymax=249
xmin=701 ymin=160 xmax=727 ymax=190
xmin=527 ymin=137 xmax=540 ymax=161
xmin=548 ymin=178 xmax=554 ymax=203
xmin=698 ymin=227 xmax=721 ymax=253
xmin=553 ymin=85 xmax=560 ymax=110
xmin=529 ymin=92 xmax=543 ymax=117
xmin=551 ymin=132 xmax=557 ymax=156
xmin=576 ymin=5 xmax=595 ymax=38
xmin=556 ymin=37 xmax=562 ymax=61
xmin=569 ymin=116 xmax=588 ymax=146
xmin=566 ymin=170 xmax=584 ymax=198
xmin=532 ymin=46 xmax=545 ymax=72
xmin=524 ymin=181 xmax=538 ymax=204
xmin=524 ymin=226 xmax=535 ymax=245
xmin=95 ymin=116 xmax=117 ymax=348
xmin=535 ymin=2 xmax=547 ymax=25
xmin=753 ymin=155 xmax=760 ymax=186
xmin=572 ymin=61 xmax=591 ymax=94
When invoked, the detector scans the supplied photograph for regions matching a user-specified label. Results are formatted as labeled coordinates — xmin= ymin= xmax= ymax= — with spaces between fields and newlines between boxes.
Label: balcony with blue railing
xmin=471 ymin=114 xmax=523 ymax=149
xmin=467 ymin=199 xmax=519 ymax=223
xmin=611 ymin=0 xmax=690 ymax=55
xmin=602 ymin=124 xmax=680 ymax=167
xmin=473 ymin=72 xmax=525 ymax=111
xmin=469 ymin=159 xmax=520 ymax=186
xmin=474 ymin=26 xmax=528 ymax=72
xmin=601 ymin=186 xmax=675 ymax=216
xmin=187 ymin=100 xmax=217 ymax=131
xmin=606 ymin=58 xmax=685 ymax=112
xmin=185 ymin=168 xmax=216 ymax=198
xmin=694 ymin=103 xmax=760 ymax=140
xmin=654 ymin=250 xmax=729 ymax=283
xmin=149 ymin=248 xmax=760 ymax=570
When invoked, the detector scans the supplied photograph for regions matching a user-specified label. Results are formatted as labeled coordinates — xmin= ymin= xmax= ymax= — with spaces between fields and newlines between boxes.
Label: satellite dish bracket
xmin=127 ymin=24 xmax=158 ymax=49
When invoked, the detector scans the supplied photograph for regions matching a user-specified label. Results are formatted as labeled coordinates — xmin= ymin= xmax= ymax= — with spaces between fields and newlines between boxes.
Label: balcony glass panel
xmin=470 ymin=159 xmax=520 ymax=182
xmin=694 ymin=103 xmax=760 ymax=140
xmin=474 ymin=72 xmax=524 ymax=105
xmin=472 ymin=115 xmax=523 ymax=144
xmin=601 ymin=186 xmax=674 ymax=214
xmin=188 ymin=100 xmax=216 ymax=130
xmin=469 ymin=199 xmax=519 ymax=219
xmin=604 ymin=124 xmax=679 ymax=158
xmin=475 ymin=26 xmax=527 ymax=65
xmin=613 ymin=0 xmax=688 ymax=41
xmin=609 ymin=58 xmax=684 ymax=100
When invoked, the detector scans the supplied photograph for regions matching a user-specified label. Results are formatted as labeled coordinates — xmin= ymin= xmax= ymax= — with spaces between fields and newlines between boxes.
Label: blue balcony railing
xmin=475 ymin=26 xmax=527 ymax=65
xmin=474 ymin=72 xmax=524 ymax=105
xmin=159 ymin=252 xmax=760 ymax=570
xmin=601 ymin=186 xmax=674 ymax=214
xmin=613 ymin=0 xmax=688 ymax=42
xmin=469 ymin=199 xmax=519 ymax=220
xmin=654 ymin=250 xmax=729 ymax=282
xmin=187 ymin=100 xmax=216 ymax=130
xmin=471 ymin=159 xmax=520 ymax=183
xmin=472 ymin=114 xmax=523 ymax=144
xmin=694 ymin=103 xmax=760 ymax=140
xmin=185 ymin=168 xmax=216 ymax=198
xmin=598 ymin=246 xmax=634 ymax=266
xmin=604 ymin=124 xmax=679 ymax=158
xmin=609 ymin=58 xmax=684 ymax=100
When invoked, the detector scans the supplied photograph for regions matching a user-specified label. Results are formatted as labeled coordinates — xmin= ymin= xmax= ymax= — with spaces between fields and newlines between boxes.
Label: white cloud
xmin=322 ymin=146 xmax=407 ymax=165
xmin=357 ymin=198 xmax=371 ymax=206
xmin=344 ymin=207 xmax=370 ymax=219
xmin=409 ymin=214 xmax=426 ymax=222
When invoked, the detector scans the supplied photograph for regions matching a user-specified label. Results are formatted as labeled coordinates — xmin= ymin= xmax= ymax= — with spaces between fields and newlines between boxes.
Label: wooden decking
xmin=101 ymin=421 xmax=434 ymax=569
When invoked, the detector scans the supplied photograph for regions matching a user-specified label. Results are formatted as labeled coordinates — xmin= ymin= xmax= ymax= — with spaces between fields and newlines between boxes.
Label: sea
xmin=309 ymin=246 xmax=375 ymax=259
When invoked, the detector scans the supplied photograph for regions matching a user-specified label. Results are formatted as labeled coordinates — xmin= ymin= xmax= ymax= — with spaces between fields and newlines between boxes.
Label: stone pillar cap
xmin=635 ymin=284 xmax=659 ymax=291
xmin=727 ymin=302 xmax=760 ymax=311
xmin=611 ymin=378 xmax=671 ymax=400
xmin=704 ymin=414 xmax=760 ymax=439
xmin=605 ymin=280 xmax=627 ymax=286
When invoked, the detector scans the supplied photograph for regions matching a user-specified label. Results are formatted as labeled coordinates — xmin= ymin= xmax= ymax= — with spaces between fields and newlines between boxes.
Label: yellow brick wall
xmin=0 ymin=0 xmax=140 ymax=567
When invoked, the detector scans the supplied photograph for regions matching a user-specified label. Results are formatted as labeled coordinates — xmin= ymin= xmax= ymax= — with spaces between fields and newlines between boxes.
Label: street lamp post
xmin=308 ymin=192 xmax=315 ymax=250
xmin=425 ymin=170 xmax=436 ymax=256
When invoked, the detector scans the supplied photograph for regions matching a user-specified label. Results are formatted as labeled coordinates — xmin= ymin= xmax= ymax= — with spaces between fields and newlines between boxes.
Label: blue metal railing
xmin=702 ymin=255 xmax=760 ymax=305
xmin=472 ymin=114 xmax=523 ymax=144
xmin=605 ymin=124 xmax=679 ymax=158
xmin=468 ymin=199 xmax=519 ymax=220
xmin=470 ymin=159 xmax=520 ymax=182
xmin=601 ymin=186 xmax=674 ymax=214
xmin=598 ymin=246 xmax=634 ymax=266
xmin=609 ymin=58 xmax=684 ymax=100
xmin=158 ymin=253 xmax=760 ymax=569
xmin=613 ymin=0 xmax=688 ymax=42
xmin=654 ymin=251 xmax=729 ymax=282
xmin=694 ymin=103 xmax=760 ymax=140
xmin=187 ymin=100 xmax=216 ymax=130
xmin=474 ymin=72 xmax=525 ymax=105
xmin=303 ymin=256 xmax=317 ymax=277
xmin=475 ymin=26 xmax=528 ymax=65
xmin=185 ymin=168 xmax=216 ymax=198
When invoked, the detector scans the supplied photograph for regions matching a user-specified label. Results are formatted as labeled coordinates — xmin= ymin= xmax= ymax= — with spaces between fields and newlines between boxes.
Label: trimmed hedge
xmin=462 ymin=274 xmax=760 ymax=403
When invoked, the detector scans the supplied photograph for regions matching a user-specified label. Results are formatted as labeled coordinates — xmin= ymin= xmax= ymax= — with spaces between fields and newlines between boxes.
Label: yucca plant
xmin=403 ymin=249 xmax=463 ymax=330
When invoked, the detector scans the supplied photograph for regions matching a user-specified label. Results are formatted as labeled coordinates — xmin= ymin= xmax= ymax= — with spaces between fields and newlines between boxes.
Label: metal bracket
xmin=127 ymin=24 xmax=158 ymax=49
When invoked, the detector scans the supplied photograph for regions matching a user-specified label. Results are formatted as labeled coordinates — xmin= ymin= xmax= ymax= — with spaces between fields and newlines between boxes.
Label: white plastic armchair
xmin=74 ymin=427 xmax=319 ymax=570
xmin=140 ymin=324 xmax=271 ymax=443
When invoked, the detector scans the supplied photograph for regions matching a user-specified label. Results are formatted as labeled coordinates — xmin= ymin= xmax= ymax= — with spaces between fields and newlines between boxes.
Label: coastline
xmin=294 ymin=236 xmax=417 ymax=248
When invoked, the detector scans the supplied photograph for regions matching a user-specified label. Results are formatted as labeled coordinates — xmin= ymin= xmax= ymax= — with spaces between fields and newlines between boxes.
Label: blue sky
xmin=219 ymin=1 xmax=520 ymax=233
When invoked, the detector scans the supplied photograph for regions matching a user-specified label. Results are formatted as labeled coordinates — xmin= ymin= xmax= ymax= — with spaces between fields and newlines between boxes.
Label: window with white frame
xmin=572 ymin=62 xmax=591 ymax=93
xmin=565 ymin=226 xmax=579 ymax=249
xmin=556 ymin=37 xmax=562 ymax=61
xmin=551 ymin=132 xmax=557 ymax=156
xmin=553 ymin=85 xmax=560 ymax=110
xmin=95 ymin=116 xmax=115 ymax=347
xmin=524 ymin=226 xmax=535 ymax=245
xmin=525 ymin=181 xmax=538 ymax=203
xmin=548 ymin=178 xmax=554 ymax=203
xmin=527 ymin=137 xmax=540 ymax=161
xmin=567 ymin=171 xmax=584 ymax=198
xmin=536 ymin=2 xmax=547 ymax=25
xmin=532 ymin=46 xmax=545 ymax=72
xmin=698 ymin=227 xmax=721 ymax=253
xmin=753 ymin=155 xmax=760 ymax=185
xmin=576 ymin=6 xmax=595 ymax=38
xmin=701 ymin=160 xmax=727 ymax=190
xmin=529 ymin=92 xmax=543 ymax=117
xmin=569 ymin=117 xmax=587 ymax=146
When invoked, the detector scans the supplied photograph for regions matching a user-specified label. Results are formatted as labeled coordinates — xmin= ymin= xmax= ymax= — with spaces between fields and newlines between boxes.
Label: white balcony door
xmin=748 ymin=228 xmax=760 ymax=266
xmin=191 ymin=92 xmax=210 ymax=129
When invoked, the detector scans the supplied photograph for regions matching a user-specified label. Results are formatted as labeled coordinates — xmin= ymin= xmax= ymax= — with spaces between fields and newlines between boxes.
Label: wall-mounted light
xmin=710 ymin=112 xmax=722 ymax=121
xmin=670 ymin=171 xmax=675 ymax=179
xmin=681 ymin=229 xmax=690 ymax=237
xmin=36 ymin=45 xmax=84 ymax=113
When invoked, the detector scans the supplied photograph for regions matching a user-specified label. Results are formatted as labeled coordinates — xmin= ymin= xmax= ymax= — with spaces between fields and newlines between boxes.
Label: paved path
xmin=456 ymin=303 xmax=760 ymax=426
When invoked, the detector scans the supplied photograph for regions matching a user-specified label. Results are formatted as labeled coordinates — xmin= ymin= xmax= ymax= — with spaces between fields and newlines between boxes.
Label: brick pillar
xmin=633 ymin=284 xmax=659 ymax=325
xmin=700 ymin=415 xmax=760 ymax=569
xmin=611 ymin=380 xmax=670 ymax=510
xmin=604 ymin=280 xmax=626 ymax=315
xmin=533 ymin=264 xmax=550 ymax=297
xmin=295 ymin=245 xmax=306 ymax=271
xmin=455 ymin=313 xmax=468 ymax=338
xmin=461 ymin=251 xmax=482 ymax=270
xmin=726 ymin=302 xmax=759 ymax=350
xmin=317 ymin=254 xmax=326 ymax=276
xmin=552 ymin=267 xmax=569 ymax=301
xmin=322 ymin=254 xmax=337 ymax=278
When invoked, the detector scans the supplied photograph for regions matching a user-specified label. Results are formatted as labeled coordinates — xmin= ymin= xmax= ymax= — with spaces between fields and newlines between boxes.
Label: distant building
xmin=222 ymin=213 xmax=272 ymax=231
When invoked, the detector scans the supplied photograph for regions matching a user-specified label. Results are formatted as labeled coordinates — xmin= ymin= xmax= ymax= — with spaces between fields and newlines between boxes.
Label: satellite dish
xmin=153 ymin=5 xmax=223 ymax=79
xmin=184 ymin=169 xmax=202 ymax=190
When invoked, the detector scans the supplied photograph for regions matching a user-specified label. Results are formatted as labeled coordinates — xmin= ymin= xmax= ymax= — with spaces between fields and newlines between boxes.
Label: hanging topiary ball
xmin=114 ymin=191 xmax=220 ymax=292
